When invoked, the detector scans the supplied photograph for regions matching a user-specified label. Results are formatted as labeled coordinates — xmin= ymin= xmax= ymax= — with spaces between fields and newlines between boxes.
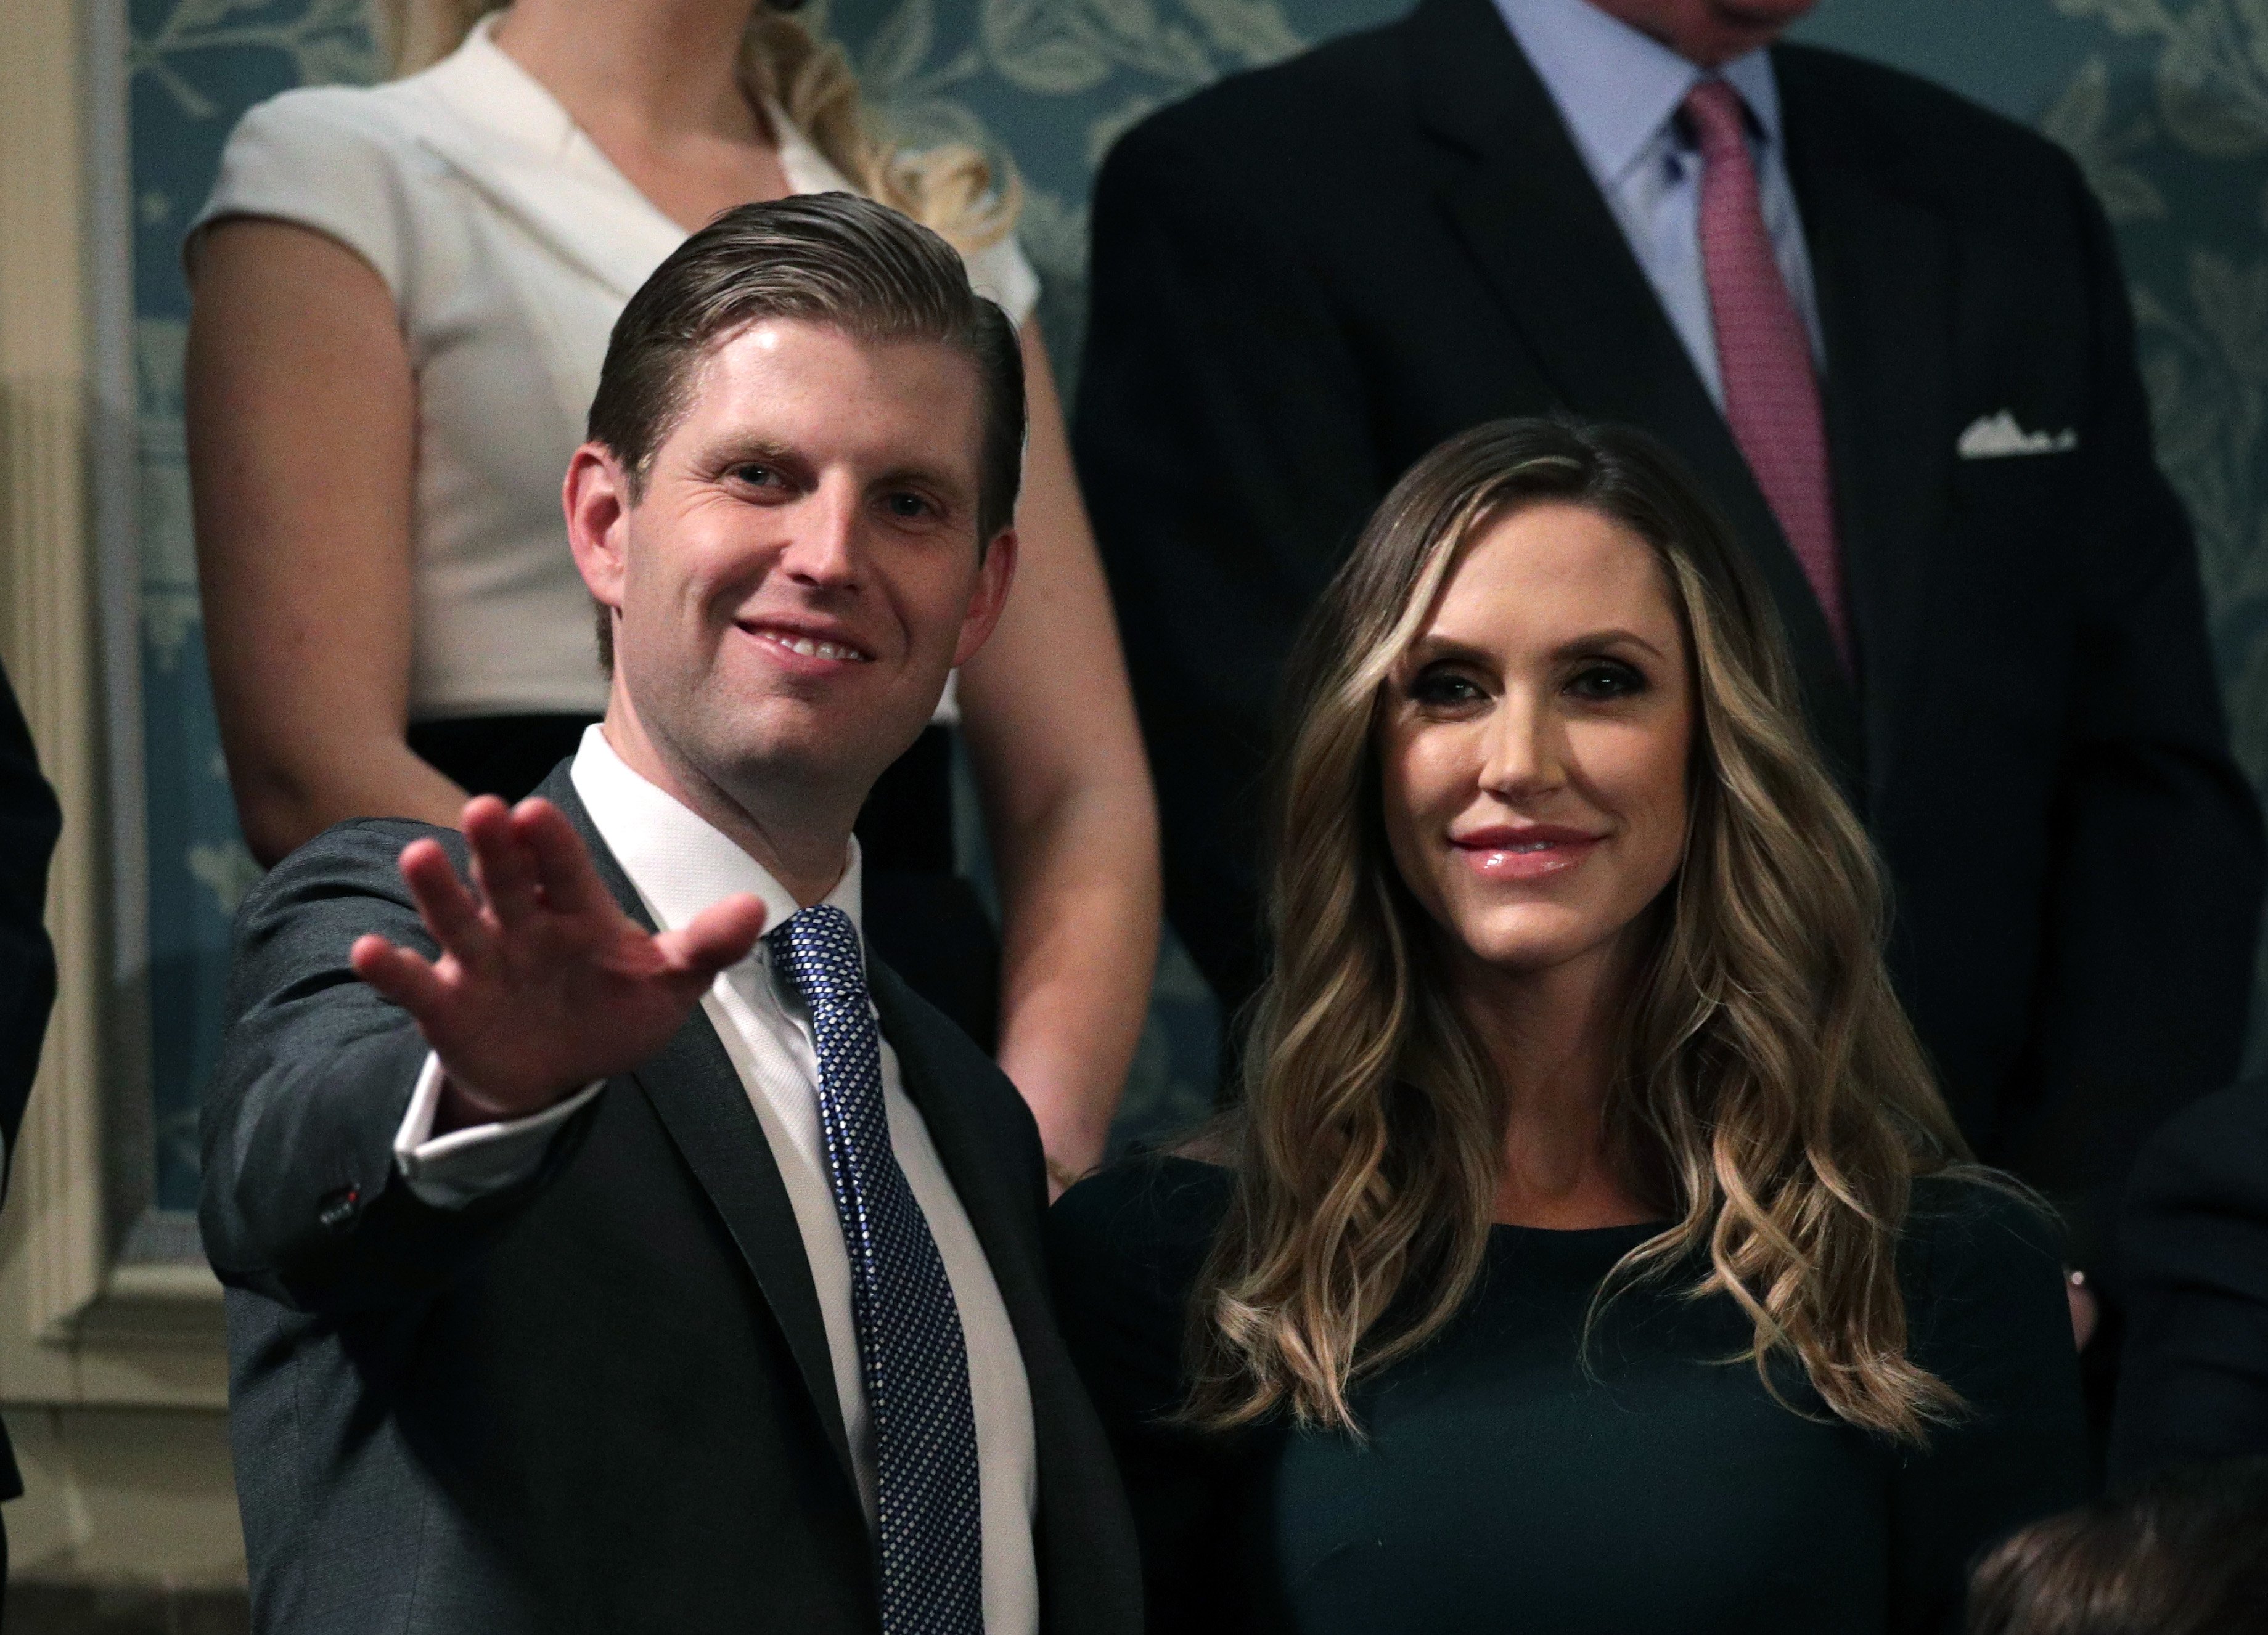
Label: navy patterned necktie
xmin=767 ymin=905 xmax=985 ymax=1635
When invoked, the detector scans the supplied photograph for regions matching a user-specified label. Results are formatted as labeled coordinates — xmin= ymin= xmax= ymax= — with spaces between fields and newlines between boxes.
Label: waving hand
xmin=350 ymin=796 xmax=768 ymax=1130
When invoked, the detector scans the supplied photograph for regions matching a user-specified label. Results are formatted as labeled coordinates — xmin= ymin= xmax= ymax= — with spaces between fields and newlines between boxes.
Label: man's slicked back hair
xmin=585 ymin=193 xmax=1026 ymax=669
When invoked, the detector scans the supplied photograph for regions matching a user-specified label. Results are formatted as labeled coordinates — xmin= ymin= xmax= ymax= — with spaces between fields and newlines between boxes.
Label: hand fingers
xmin=517 ymin=798 xmax=606 ymax=919
xmin=398 ymin=838 xmax=496 ymax=964
xmin=464 ymin=796 xmax=542 ymax=930
xmin=350 ymin=932 xmax=450 ymax=1021
xmin=657 ymin=893 xmax=768 ymax=985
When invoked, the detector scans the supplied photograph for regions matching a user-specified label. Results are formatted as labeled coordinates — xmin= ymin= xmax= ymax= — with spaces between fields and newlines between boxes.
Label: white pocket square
xmin=1958 ymin=411 xmax=2078 ymax=459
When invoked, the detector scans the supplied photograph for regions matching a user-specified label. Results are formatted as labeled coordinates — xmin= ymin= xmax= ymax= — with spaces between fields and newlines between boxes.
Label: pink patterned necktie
xmin=1684 ymin=77 xmax=1852 ymax=671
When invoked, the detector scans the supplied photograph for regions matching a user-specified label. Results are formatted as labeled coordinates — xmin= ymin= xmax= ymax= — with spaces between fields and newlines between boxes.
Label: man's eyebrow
xmin=868 ymin=460 xmax=975 ymax=500
xmin=702 ymin=438 xmax=804 ymax=470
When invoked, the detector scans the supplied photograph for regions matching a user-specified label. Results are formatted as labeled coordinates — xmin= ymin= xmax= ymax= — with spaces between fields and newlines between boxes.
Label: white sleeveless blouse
xmin=193 ymin=17 xmax=1037 ymax=723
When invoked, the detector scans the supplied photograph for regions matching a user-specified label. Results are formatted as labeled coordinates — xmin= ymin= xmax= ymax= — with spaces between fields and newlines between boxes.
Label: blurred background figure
xmin=183 ymin=0 xmax=1159 ymax=1190
xmin=2111 ymin=1078 xmax=2268 ymax=1485
xmin=1075 ymin=0 xmax=2265 ymax=1374
xmin=0 ymin=658 xmax=60 ymax=1596
xmin=1966 ymin=1458 xmax=2268 ymax=1635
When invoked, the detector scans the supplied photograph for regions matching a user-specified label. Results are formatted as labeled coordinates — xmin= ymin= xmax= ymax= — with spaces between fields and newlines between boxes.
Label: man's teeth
xmin=766 ymin=632 xmax=867 ymax=662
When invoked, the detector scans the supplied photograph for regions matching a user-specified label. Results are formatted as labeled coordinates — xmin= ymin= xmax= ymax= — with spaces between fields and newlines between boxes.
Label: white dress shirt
xmin=1494 ymin=0 xmax=1825 ymax=404
xmin=192 ymin=15 xmax=1033 ymax=724
xmin=393 ymin=727 xmax=1039 ymax=1635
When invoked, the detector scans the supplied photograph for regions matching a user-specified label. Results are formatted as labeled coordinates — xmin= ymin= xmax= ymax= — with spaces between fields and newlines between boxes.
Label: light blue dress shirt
xmin=1492 ymin=0 xmax=1825 ymax=406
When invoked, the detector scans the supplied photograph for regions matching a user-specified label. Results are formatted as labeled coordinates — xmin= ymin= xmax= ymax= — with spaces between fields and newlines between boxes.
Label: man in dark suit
xmin=0 ymin=658 xmax=60 ymax=1589
xmin=2111 ymin=1077 xmax=2268 ymax=1485
xmin=1075 ymin=0 xmax=2264 ymax=1300
xmin=202 ymin=195 xmax=1140 ymax=1634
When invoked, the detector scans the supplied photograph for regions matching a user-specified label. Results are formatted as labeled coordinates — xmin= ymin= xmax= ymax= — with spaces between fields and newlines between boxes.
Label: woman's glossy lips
xmin=1451 ymin=824 xmax=1605 ymax=881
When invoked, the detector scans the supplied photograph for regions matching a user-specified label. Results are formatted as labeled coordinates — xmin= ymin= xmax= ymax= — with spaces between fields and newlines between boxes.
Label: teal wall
xmin=124 ymin=0 xmax=2268 ymax=1210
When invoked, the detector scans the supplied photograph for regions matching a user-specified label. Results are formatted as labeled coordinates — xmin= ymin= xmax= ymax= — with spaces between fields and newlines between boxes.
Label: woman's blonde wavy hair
xmin=1188 ymin=418 xmax=1980 ymax=1445
xmin=375 ymin=1 xmax=1017 ymax=253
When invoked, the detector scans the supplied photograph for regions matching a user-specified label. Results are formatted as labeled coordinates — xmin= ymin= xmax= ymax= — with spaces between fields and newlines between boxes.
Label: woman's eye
xmin=1409 ymin=668 xmax=1486 ymax=707
xmin=1567 ymin=661 xmax=1647 ymax=701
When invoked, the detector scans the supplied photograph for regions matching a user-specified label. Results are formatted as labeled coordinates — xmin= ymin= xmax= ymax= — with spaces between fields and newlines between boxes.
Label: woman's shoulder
xmin=1046 ymin=1154 xmax=1233 ymax=1419
xmin=1902 ymin=1170 xmax=2065 ymax=1272
xmin=1050 ymin=1151 xmax=1234 ymax=1295
xmin=222 ymin=80 xmax=431 ymax=168
xmin=196 ymin=81 xmax=440 ymax=291
xmin=961 ymin=229 xmax=1040 ymax=330
xmin=1897 ymin=1169 xmax=2071 ymax=1358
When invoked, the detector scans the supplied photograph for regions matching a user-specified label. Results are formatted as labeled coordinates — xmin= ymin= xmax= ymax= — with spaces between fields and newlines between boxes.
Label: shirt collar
xmin=1494 ymin=0 xmax=1784 ymax=184
xmin=422 ymin=16 xmax=838 ymax=197
xmin=412 ymin=12 xmax=587 ymax=159
xmin=567 ymin=724 xmax=863 ymax=951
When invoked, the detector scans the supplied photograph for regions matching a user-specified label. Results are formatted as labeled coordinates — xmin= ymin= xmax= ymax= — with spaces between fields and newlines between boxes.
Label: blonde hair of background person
xmin=1190 ymin=418 xmax=1980 ymax=1442
xmin=383 ymin=0 xmax=1016 ymax=252
xmin=184 ymin=0 xmax=1160 ymax=1190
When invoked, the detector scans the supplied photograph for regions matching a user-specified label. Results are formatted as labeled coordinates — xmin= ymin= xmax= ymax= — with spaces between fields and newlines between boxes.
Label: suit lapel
xmin=1404 ymin=0 xmax=1864 ymax=785
xmin=1778 ymin=48 xmax=1959 ymax=801
xmin=537 ymin=765 xmax=859 ymax=1495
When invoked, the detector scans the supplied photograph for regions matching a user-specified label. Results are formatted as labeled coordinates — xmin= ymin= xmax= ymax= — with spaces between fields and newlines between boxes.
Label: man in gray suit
xmin=201 ymin=195 xmax=1140 ymax=1635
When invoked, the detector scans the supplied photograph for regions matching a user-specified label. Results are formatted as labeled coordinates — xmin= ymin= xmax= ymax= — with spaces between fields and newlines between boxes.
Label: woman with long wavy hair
xmin=1049 ymin=418 xmax=2087 ymax=1634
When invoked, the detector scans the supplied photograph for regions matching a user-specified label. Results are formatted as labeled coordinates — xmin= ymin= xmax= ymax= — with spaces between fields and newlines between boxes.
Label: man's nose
xmin=777 ymin=480 xmax=862 ymax=589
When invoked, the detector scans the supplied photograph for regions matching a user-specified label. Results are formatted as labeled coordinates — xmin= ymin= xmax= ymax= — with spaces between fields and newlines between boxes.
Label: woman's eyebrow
xmin=1552 ymin=628 xmax=1668 ymax=662
xmin=1405 ymin=629 xmax=1669 ymax=663
xmin=1403 ymin=633 xmax=1495 ymax=664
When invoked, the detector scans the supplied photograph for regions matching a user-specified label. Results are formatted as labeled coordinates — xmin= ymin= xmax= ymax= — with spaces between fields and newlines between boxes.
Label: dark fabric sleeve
xmin=1073 ymin=117 xmax=1384 ymax=1024
xmin=2006 ymin=168 xmax=2267 ymax=1282
xmin=1888 ymin=1177 xmax=2091 ymax=1635
xmin=2108 ymin=1080 xmax=2268 ymax=1485
xmin=199 ymin=820 xmax=597 ymax=1314
xmin=1047 ymin=1159 xmax=1243 ymax=1635
xmin=0 ymin=659 xmax=59 ymax=1203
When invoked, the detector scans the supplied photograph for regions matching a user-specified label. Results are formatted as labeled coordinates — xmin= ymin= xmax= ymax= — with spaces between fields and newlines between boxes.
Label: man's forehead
xmin=671 ymin=316 xmax=982 ymax=459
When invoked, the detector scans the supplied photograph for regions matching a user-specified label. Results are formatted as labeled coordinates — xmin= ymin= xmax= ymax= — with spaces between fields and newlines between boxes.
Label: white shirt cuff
xmin=391 ymin=1051 xmax=604 ymax=1210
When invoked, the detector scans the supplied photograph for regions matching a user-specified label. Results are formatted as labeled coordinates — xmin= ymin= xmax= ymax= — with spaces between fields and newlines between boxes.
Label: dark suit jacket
xmin=2111 ymin=1077 xmax=2268 ymax=1485
xmin=0 ymin=660 xmax=59 ymax=1503
xmin=200 ymin=765 xmax=1142 ymax=1634
xmin=1073 ymin=0 xmax=2265 ymax=1266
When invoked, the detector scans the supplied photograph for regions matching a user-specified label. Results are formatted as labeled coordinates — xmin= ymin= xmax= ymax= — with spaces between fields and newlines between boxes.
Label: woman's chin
xmin=1446 ymin=907 xmax=1616 ymax=978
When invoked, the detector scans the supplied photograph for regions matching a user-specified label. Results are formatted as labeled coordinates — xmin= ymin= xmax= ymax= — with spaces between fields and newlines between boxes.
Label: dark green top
xmin=1047 ymin=1158 xmax=2087 ymax=1635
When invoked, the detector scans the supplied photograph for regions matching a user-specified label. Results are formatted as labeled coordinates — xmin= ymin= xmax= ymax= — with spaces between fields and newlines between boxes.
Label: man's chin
xmin=697 ymin=700 xmax=930 ymax=798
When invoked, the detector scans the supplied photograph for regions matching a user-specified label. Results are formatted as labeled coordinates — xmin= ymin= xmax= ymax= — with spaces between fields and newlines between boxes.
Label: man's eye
xmin=1567 ymin=661 xmax=1647 ymax=701
xmin=884 ymin=492 xmax=935 ymax=520
xmin=729 ymin=463 xmax=780 ymax=488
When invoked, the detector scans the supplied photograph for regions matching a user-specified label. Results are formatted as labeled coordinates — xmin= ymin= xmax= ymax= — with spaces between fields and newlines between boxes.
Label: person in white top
xmin=186 ymin=0 xmax=1158 ymax=1190
xmin=200 ymin=194 xmax=1142 ymax=1634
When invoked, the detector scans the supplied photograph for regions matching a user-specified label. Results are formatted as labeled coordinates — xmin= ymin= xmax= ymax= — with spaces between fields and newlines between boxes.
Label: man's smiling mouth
xmin=743 ymin=624 xmax=874 ymax=663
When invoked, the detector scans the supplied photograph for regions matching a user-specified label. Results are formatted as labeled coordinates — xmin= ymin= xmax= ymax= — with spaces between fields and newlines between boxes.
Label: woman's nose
xmin=1478 ymin=687 xmax=1563 ymax=797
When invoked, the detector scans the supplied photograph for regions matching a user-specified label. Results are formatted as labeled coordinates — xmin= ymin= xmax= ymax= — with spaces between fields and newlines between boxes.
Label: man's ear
xmin=952 ymin=526 xmax=1019 ymax=668
xmin=565 ymin=442 xmax=634 ymax=618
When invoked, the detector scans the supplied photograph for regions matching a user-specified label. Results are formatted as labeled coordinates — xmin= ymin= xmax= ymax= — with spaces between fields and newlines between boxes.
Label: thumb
xmin=658 ymin=893 xmax=769 ymax=984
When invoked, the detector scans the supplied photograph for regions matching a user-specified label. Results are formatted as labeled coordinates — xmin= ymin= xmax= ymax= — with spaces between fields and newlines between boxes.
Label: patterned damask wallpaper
xmin=121 ymin=0 xmax=2268 ymax=1212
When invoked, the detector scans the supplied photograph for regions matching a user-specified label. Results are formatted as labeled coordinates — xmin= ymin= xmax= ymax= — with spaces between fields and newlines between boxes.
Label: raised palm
xmin=351 ymin=796 xmax=768 ymax=1127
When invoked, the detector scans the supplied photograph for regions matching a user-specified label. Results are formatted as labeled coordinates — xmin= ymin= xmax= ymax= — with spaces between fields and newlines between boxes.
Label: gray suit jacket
xmin=200 ymin=764 xmax=1142 ymax=1634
